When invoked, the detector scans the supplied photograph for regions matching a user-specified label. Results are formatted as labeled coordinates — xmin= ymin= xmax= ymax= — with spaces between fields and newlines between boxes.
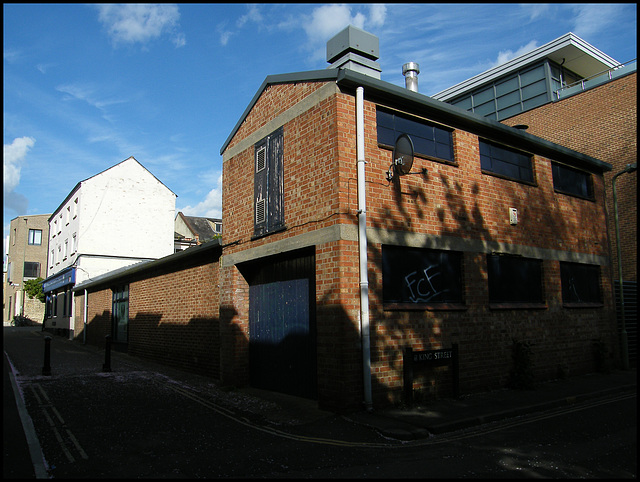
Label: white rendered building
xmin=43 ymin=156 xmax=176 ymax=337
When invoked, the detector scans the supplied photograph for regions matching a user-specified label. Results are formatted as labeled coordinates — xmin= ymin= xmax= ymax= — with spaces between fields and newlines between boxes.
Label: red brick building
xmin=217 ymin=27 xmax=617 ymax=411
xmin=73 ymin=27 xmax=621 ymax=413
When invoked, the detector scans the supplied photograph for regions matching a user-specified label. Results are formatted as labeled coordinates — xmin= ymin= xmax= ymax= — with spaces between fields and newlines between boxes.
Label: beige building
xmin=4 ymin=214 xmax=51 ymax=325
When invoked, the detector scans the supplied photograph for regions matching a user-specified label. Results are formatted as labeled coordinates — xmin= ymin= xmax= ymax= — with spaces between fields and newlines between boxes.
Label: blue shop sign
xmin=43 ymin=268 xmax=76 ymax=292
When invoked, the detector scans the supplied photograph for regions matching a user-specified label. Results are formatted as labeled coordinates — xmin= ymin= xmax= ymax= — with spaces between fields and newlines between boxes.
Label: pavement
xmin=3 ymin=326 xmax=637 ymax=478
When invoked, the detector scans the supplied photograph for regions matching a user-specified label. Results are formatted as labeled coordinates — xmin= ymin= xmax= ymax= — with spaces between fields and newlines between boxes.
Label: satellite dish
xmin=393 ymin=134 xmax=414 ymax=175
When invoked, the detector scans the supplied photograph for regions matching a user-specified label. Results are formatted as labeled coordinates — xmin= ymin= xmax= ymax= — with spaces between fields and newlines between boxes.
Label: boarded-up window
xmin=382 ymin=245 xmax=463 ymax=307
xmin=254 ymin=127 xmax=284 ymax=238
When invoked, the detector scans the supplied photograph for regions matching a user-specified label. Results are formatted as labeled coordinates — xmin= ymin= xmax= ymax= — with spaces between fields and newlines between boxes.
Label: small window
xmin=560 ymin=262 xmax=602 ymax=304
xmin=480 ymin=139 xmax=534 ymax=183
xmin=552 ymin=162 xmax=593 ymax=199
xmin=28 ymin=229 xmax=42 ymax=245
xmin=487 ymin=254 xmax=543 ymax=305
xmin=377 ymin=108 xmax=454 ymax=163
xmin=382 ymin=245 xmax=463 ymax=307
xmin=24 ymin=262 xmax=41 ymax=279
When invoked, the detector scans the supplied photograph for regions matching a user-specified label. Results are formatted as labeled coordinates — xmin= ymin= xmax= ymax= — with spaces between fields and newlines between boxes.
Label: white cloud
xmin=96 ymin=4 xmax=185 ymax=47
xmin=217 ymin=22 xmax=234 ymax=46
xmin=3 ymin=47 xmax=21 ymax=63
xmin=299 ymin=4 xmax=387 ymax=64
xmin=304 ymin=4 xmax=361 ymax=44
xmin=3 ymin=137 xmax=34 ymax=216
xmin=570 ymin=4 xmax=626 ymax=40
xmin=180 ymin=172 xmax=223 ymax=219
xmin=3 ymin=136 xmax=35 ymax=192
xmin=493 ymin=40 xmax=539 ymax=67
xmin=237 ymin=4 xmax=263 ymax=28
xmin=369 ymin=4 xmax=387 ymax=27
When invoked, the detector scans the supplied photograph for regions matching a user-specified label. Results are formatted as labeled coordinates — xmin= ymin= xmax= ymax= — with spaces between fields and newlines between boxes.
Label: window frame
xmin=487 ymin=254 xmax=546 ymax=308
xmin=479 ymin=139 xmax=535 ymax=185
xmin=28 ymin=228 xmax=42 ymax=245
xmin=376 ymin=107 xmax=455 ymax=165
xmin=560 ymin=262 xmax=603 ymax=307
xmin=382 ymin=245 xmax=466 ymax=311
xmin=551 ymin=162 xmax=594 ymax=200
xmin=23 ymin=261 xmax=41 ymax=279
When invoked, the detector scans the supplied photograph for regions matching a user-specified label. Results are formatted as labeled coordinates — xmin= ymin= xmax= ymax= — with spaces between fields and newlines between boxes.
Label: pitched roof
xmin=220 ymin=68 xmax=611 ymax=173
xmin=176 ymin=212 xmax=221 ymax=243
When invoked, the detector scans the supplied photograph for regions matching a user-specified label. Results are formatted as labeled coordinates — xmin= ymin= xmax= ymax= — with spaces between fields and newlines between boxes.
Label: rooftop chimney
xmin=326 ymin=25 xmax=381 ymax=79
xmin=402 ymin=62 xmax=420 ymax=92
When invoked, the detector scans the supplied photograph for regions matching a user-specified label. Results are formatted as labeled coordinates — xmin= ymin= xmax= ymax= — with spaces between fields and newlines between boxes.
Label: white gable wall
xmin=48 ymin=157 xmax=176 ymax=283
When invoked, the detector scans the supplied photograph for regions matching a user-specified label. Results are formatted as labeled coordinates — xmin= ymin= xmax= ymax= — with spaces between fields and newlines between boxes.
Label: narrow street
xmin=5 ymin=326 xmax=635 ymax=478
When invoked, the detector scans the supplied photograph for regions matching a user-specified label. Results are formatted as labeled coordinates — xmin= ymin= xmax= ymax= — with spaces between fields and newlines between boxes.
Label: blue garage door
xmin=249 ymin=278 xmax=316 ymax=399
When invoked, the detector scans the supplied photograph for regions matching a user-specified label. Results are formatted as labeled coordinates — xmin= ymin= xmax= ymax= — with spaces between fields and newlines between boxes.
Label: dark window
xmin=487 ymin=254 xmax=543 ymax=304
xmin=480 ymin=139 xmax=534 ymax=183
xmin=23 ymin=262 xmax=40 ymax=278
xmin=254 ymin=127 xmax=284 ymax=238
xmin=28 ymin=229 xmax=42 ymax=245
xmin=560 ymin=262 xmax=601 ymax=304
xmin=112 ymin=285 xmax=129 ymax=343
xmin=377 ymin=109 xmax=454 ymax=162
xmin=382 ymin=245 xmax=463 ymax=305
xmin=61 ymin=291 xmax=67 ymax=317
xmin=552 ymin=162 xmax=594 ymax=199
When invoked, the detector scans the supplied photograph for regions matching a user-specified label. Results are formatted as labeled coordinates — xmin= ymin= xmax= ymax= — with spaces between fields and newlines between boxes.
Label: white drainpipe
xmin=356 ymin=86 xmax=373 ymax=411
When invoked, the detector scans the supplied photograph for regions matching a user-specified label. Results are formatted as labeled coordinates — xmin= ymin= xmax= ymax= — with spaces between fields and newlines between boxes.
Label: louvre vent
xmin=256 ymin=198 xmax=266 ymax=224
xmin=256 ymin=146 xmax=266 ymax=172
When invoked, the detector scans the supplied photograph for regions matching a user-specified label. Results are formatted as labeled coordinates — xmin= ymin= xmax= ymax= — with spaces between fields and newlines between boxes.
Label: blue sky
xmin=3 ymin=3 xmax=637 ymax=249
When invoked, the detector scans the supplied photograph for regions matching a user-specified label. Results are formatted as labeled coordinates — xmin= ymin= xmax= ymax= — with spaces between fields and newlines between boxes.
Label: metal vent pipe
xmin=402 ymin=62 xmax=420 ymax=92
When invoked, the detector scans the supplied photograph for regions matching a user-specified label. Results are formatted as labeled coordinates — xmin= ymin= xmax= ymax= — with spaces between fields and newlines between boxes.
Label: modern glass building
xmin=432 ymin=32 xmax=633 ymax=121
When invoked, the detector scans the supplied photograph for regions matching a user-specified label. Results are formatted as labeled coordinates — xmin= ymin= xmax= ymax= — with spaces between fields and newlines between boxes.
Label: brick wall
xmin=128 ymin=261 xmax=220 ymax=378
xmin=74 ymin=251 xmax=221 ymax=378
xmin=503 ymin=72 xmax=637 ymax=282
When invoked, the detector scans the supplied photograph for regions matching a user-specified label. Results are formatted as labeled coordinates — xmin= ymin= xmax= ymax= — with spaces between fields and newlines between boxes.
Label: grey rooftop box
xmin=326 ymin=25 xmax=379 ymax=63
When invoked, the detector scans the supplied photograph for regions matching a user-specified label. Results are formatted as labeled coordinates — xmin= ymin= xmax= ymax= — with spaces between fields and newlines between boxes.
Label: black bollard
xmin=42 ymin=336 xmax=52 ymax=376
xmin=102 ymin=335 xmax=112 ymax=372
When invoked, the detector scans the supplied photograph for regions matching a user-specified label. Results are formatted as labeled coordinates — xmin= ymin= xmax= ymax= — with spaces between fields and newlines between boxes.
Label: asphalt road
xmin=4 ymin=326 xmax=637 ymax=478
